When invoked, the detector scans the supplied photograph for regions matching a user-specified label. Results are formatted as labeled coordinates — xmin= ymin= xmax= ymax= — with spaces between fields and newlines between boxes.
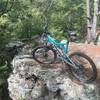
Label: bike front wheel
xmin=69 ymin=52 xmax=97 ymax=83
xmin=32 ymin=45 xmax=57 ymax=64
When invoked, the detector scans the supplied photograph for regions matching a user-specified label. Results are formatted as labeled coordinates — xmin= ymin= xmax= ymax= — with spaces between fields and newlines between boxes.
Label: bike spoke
xmin=33 ymin=46 xmax=55 ymax=64
xmin=69 ymin=52 xmax=97 ymax=83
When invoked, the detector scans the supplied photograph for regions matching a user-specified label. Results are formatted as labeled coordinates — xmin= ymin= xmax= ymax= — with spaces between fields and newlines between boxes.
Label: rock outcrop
xmin=8 ymin=43 xmax=100 ymax=100
xmin=8 ymin=58 xmax=99 ymax=100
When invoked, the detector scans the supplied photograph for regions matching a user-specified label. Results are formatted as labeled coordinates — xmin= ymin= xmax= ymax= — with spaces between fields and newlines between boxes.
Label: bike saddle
xmin=63 ymin=29 xmax=77 ymax=42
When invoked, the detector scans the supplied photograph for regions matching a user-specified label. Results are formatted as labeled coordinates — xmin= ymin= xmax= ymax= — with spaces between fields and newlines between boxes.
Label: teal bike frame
xmin=42 ymin=33 xmax=77 ymax=68
xmin=47 ymin=35 xmax=68 ymax=53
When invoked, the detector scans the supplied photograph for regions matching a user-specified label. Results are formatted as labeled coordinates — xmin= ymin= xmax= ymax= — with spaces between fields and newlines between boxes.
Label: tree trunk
xmin=92 ymin=0 xmax=99 ymax=42
xmin=86 ymin=0 xmax=99 ymax=44
xmin=86 ymin=0 xmax=92 ymax=43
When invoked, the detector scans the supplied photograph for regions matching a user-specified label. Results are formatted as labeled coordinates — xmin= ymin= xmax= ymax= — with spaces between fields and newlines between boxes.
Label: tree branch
xmin=0 ymin=0 xmax=15 ymax=17
xmin=0 ymin=0 xmax=9 ymax=16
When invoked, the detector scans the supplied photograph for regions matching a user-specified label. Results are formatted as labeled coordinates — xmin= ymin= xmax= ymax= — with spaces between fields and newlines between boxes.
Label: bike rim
xmin=34 ymin=47 xmax=55 ymax=63
xmin=71 ymin=55 xmax=94 ymax=82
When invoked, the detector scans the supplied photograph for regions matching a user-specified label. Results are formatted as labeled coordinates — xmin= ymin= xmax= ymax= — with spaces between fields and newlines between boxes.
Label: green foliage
xmin=0 ymin=0 xmax=96 ymax=46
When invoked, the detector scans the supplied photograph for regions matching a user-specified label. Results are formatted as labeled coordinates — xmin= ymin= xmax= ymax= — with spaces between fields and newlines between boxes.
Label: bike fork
xmin=64 ymin=56 xmax=79 ymax=70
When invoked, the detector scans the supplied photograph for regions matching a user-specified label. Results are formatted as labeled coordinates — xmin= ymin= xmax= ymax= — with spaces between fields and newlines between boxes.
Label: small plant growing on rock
xmin=18 ymin=96 xmax=24 ymax=100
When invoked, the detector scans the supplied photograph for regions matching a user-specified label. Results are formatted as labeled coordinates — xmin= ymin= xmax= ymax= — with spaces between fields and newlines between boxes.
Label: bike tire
xmin=69 ymin=52 xmax=97 ymax=83
xmin=32 ymin=45 xmax=57 ymax=64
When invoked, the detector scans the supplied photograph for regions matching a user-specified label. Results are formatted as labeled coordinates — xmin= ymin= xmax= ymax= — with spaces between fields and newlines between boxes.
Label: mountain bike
xmin=32 ymin=30 xmax=97 ymax=83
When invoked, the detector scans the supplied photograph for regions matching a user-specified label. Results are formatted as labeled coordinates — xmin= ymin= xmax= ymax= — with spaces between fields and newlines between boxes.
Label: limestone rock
xmin=8 ymin=54 xmax=99 ymax=100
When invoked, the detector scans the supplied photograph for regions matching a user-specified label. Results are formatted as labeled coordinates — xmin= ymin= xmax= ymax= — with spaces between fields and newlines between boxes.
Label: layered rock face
xmin=8 ymin=44 xmax=100 ymax=100
xmin=8 ymin=59 xmax=99 ymax=100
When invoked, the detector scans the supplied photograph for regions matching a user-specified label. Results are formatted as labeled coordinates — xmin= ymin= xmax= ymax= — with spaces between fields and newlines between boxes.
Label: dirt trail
xmin=69 ymin=43 xmax=100 ymax=85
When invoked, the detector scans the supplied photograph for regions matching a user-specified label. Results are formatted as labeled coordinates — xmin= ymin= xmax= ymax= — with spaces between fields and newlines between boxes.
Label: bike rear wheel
xmin=69 ymin=52 xmax=97 ymax=83
xmin=32 ymin=45 xmax=57 ymax=64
